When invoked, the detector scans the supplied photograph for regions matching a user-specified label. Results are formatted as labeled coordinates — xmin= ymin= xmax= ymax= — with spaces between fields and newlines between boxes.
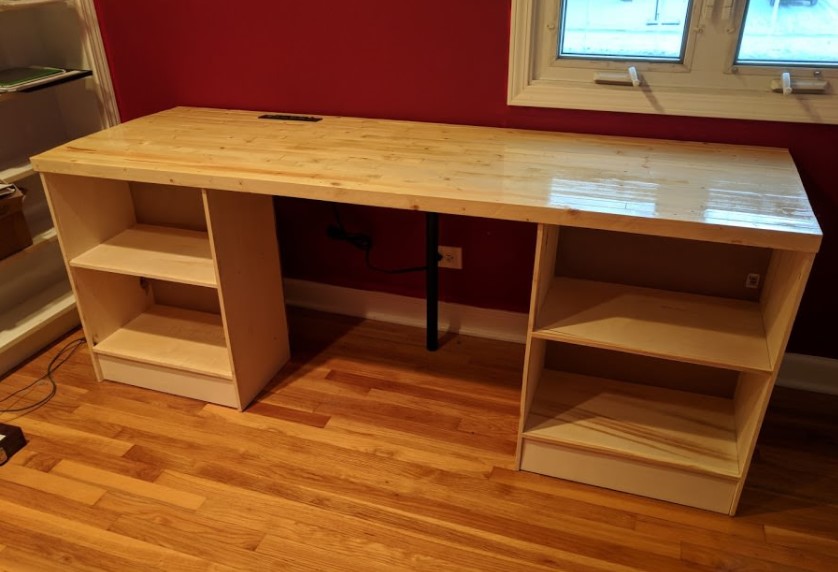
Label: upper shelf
xmin=532 ymin=277 xmax=772 ymax=373
xmin=70 ymin=224 xmax=217 ymax=287
xmin=0 ymin=69 xmax=91 ymax=96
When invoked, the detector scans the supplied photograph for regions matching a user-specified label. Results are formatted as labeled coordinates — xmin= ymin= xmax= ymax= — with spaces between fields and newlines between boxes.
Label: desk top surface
xmin=33 ymin=107 xmax=821 ymax=251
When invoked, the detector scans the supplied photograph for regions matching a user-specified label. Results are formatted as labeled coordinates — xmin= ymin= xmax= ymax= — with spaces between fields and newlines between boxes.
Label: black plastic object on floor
xmin=0 ymin=423 xmax=26 ymax=465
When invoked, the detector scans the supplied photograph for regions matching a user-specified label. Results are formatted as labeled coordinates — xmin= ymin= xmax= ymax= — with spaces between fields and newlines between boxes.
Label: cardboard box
xmin=0 ymin=187 xmax=33 ymax=261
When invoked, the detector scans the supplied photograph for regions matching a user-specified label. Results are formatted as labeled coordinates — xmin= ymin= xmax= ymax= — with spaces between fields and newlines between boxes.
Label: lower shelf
xmin=92 ymin=305 xmax=232 ymax=379
xmin=522 ymin=370 xmax=741 ymax=479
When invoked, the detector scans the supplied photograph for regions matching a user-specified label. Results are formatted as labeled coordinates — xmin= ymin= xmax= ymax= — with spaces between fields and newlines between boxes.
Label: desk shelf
xmin=518 ymin=224 xmax=815 ymax=514
xmin=521 ymin=369 xmax=740 ymax=478
xmin=93 ymin=304 xmax=231 ymax=379
xmin=532 ymin=277 xmax=771 ymax=374
xmin=42 ymin=175 xmax=290 ymax=410
xmin=70 ymin=224 xmax=216 ymax=287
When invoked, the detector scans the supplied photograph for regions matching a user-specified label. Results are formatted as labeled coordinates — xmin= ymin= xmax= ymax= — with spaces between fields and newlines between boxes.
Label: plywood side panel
xmin=517 ymin=224 xmax=558 ymax=466
xmin=204 ymin=189 xmax=290 ymax=410
xmin=530 ymin=224 xmax=559 ymax=330
xmin=517 ymin=336 xmax=545 ymax=468
xmin=41 ymin=174 xmax=135 ymax=260
xmin=761 ymin=250 xmax=815 ymax=370
xmin=729 ymin=372 xmax=776 ymax=513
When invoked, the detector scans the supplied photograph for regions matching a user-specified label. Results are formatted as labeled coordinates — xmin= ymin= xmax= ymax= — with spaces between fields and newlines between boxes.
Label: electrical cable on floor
xmin=328 ymin=204 xmax=434 ymax=274
xmin=0 ymin=337 xmax=86 ymax=415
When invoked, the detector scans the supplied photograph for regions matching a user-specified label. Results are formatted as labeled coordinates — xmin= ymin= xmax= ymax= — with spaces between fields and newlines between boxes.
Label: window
xmin=509 ymin=0 xmax=838 ymax=123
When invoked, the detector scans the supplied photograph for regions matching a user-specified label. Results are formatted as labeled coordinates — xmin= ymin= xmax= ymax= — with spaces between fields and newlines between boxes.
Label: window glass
xmin=737 ymin=0 xmax=838 ymax=65
xmin=559 ymin=0 xmax=693 ymax=61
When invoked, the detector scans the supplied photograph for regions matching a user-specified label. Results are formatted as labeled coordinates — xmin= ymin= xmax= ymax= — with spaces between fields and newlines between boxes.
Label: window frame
xmin=508 ymin=0 xmax=838 ymax=124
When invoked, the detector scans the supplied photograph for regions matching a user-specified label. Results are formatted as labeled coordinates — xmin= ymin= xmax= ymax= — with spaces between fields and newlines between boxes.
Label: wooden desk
xmin=33 ymin=107 xmax=821 ymax=514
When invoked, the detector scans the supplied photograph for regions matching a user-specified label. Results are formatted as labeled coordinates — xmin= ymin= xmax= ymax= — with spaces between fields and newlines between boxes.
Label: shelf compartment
xmin=522 ymin=369 xmax=740 ymax=478
xmin=70 ymin=224 xmax=216 ymax=287
xmin=533 ymin=277 xmax=771 ymax=373
xmin=93 ymin=304 xmax=231 ymax=380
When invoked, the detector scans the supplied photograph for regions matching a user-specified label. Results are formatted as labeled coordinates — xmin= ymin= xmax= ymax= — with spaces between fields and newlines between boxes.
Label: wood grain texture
xmin=92 ymin=305 xmax=231 ymax=379
xmin=523 ymin=370 xmax=740 ymax=477
xmin=204 ymin=189 xmax=290 ymax=410
xmin=533 ymin=277 xmax=772 ymax=373
xmin=1 ymin=311 xmax=836 ymax=571
xmin=31 ymin=107 xmax=822 ymax=252
xmin=70 ymin=225 xmax=216 ymax=288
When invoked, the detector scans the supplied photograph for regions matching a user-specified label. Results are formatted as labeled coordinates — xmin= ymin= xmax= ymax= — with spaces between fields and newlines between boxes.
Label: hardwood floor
xmin=0 ymin=308 xmax=836 ymax=571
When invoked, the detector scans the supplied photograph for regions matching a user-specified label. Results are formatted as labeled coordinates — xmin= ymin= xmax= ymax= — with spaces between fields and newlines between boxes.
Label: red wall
xmin=93 ymin=0 xmax=837 ymax=358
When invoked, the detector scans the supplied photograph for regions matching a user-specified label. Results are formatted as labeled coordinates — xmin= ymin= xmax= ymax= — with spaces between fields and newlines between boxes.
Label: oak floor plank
xmin=202 ymin=402 xmax=499 ymax=475
xmin=159 ymin=471 xmax=645 ymax=572
xmin=0 ymin=308 xmax=835 ymax=571
xmin=51 ymin=459 xmax=206 ymax=510
xmin=0 ymin=474 xmax=120 ymax=529
xmin=0 ymin=499 xmax=222 ymax=571
xmin=764 ymin=525 xmax=838 ymax=559
xmin=0 ymin=463 xmax=106 ymax=505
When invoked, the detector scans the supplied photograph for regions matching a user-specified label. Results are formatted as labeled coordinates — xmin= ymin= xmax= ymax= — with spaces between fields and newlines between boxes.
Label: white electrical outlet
xmin=438 ymin=246 xmax=462 ymax=269
xmin=745 ymin=273 xmax=761 ymax=289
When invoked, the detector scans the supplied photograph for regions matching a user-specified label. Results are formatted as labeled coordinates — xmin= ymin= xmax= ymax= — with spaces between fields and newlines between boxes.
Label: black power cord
xmin=327 ymin=204 xmax=436 ymax=274
xmin=0 ymin=337 xmax=85 ymax=416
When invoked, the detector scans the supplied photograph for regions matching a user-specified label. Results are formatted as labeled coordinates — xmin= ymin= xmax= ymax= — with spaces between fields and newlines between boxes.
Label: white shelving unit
xmin=517 ymin=226 xmax=815 ymax=514
xmin=42 ymin=176 xmax=290 ymax=409
xmin=0 ymin=0 xmax=117 ymax=375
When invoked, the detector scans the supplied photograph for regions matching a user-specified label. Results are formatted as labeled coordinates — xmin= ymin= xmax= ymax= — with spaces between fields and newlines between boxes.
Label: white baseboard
xmin=777 ymin=353 xmax=838 ymax=396
xmin=283 ymin=279 xmax=528 ymax=343
xmin=283 ymin=279 xmax=836 ymax=395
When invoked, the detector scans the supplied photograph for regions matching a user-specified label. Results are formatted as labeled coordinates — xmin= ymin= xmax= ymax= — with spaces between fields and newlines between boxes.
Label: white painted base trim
xmin=283 ymin=279 xmax=528 ymax=344
xmin=283 ymin=279 xmax=837 ymax=395
xmin=777 ymin=353 xmax=838 ymax=396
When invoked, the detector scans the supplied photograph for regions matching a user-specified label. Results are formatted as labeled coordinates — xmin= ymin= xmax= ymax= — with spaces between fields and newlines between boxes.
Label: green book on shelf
xmin=0 ymin=66 xmax=65 ymax=89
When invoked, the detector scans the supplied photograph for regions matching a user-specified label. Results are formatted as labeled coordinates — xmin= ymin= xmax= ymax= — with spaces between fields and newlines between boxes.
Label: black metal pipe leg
xmin=426 ymin=212 xmax=439 ymax=351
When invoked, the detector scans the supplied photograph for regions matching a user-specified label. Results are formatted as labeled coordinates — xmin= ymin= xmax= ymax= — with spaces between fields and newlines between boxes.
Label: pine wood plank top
xmin=32 ymin=107 xmax=822 ymax=251
xmin=69 ymin=224 xmax=216 ymax=287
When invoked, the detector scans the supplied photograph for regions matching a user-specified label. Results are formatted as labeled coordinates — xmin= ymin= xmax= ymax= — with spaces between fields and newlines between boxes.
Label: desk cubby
xmin=518 ymin=225 xmax=814 ymax=514
xmin=42 ymin=174 xmax=290 ymax=409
